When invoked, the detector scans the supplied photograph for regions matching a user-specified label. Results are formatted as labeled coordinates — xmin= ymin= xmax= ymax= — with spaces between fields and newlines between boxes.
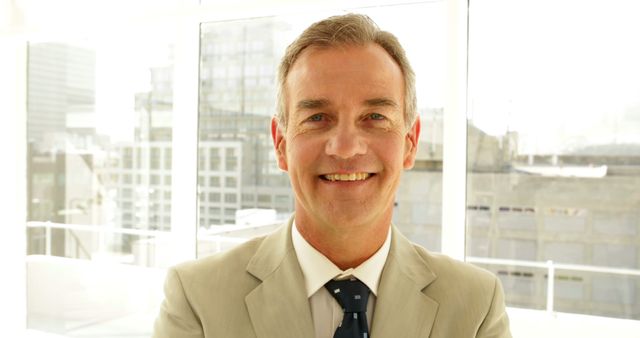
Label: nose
xmin=325 ymin=123 xmax=367 ymax=159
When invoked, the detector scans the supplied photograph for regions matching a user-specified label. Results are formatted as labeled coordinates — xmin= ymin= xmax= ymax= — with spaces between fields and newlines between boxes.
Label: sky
xmin=467 ymin=0 xmax=640 ymax=154
xmin=94 ymin=25 xmax=176 ymax=142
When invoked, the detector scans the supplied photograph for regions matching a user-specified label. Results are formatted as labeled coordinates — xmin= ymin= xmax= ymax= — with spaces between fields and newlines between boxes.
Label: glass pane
xmin=467 ymin=0 xmax=640 ymax=325
xmin=26 ymin=26 xmax=178 ymax=336
xmin=361 ymin=3 xmax=446 ymax=253
xmin=197 ymin=2 xmax=446 ymax=257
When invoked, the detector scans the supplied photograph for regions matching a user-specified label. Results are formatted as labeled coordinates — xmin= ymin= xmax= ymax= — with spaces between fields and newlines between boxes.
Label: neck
xmin=295 ymin=214 xmax=390 ymax=270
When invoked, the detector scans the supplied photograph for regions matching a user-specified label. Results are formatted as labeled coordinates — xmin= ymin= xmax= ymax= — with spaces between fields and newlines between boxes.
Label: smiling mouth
xmin=321 ymin=173 xmax=374 ymax=182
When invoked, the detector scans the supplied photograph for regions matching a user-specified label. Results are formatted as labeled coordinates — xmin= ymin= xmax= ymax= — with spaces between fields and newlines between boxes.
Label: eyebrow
xmin=295 ymin=97 xmax=399 ymax=111
xmin=296 ymin=99 xmax=330 ymax=111
xmin=364 ymin=98 xmax=399 ymax=109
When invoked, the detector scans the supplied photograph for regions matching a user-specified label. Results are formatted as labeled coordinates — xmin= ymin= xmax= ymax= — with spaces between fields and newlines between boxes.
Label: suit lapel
xmin=244 ymin=218 xmax=314 ymax=338
xmin=371 ymin=226 xmax=439 ymax=338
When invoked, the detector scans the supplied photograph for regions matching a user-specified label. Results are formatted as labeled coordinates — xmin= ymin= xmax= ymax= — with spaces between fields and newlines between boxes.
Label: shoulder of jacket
xmin=411 ymin=243 xmax=498 ymax=288
xmin=170 ymin=234 xmax=267 ymax=282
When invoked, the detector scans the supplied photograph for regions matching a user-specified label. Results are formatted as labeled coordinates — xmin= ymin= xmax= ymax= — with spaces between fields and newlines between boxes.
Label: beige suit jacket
xmin=153 ymin=218 xmax=511 ymax=338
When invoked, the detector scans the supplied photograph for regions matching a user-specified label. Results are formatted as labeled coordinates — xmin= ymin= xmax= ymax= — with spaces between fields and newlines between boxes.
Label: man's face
xmin=272 ymin=43 xmax=420 ymax=231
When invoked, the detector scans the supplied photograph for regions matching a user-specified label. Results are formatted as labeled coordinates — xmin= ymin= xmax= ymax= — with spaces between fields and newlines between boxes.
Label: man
xmin=154 ymin=13 xmax=511 ymax=338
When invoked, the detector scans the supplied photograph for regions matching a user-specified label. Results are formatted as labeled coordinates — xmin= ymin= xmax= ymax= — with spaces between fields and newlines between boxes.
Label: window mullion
xmin=441 ymin=0 xmax=469 ymax=261
xmin=0 ymin=38 xmax=28 ymax=334
xmin=169 ymin=17 xmax=201 ymax=263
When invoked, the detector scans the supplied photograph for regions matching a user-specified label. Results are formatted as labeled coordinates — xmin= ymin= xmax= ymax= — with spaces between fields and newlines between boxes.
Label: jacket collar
xmin=244 ymin=217 xmax=439 ymax=338
xmin=245 ymin=217 xmax=315 ymax=338
xmin=370 ymin=226 xmax=439 ymax=337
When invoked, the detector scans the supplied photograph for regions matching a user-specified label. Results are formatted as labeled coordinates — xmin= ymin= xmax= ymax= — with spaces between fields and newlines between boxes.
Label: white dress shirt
xmin=291 ymin=221 xmax=392 ymax=338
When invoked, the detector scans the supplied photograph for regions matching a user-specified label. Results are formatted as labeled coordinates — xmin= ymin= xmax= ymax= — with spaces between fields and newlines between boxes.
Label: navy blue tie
xmin=325 ymin=278 xmax=370 ymax=338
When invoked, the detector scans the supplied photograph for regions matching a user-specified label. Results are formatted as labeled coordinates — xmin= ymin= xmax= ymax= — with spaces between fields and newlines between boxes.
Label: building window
xmin=164 ymin=148 xmax=172 ymax=170
xmin=224 ymin=208 xmax=237 ymax=217
xmin=225 ymin=176 xmax=237 ymax=188
xmin=150 ymin=175 xmax=160 ymax=185
xmin=123 ymin=147 xmax=133 ymax=168
xmin=467 ymin=0 xmax=640 ymax=320
xmin=208 ymin=192 xmax=221 ymax=202
xmin=151 ymin=147 xmax=161 ymax=169
xmin=198 ymin=149 xmax=206 ymax=171
xmin=225 ymin=148 xmax=237 ymax=171
xmin=209 ymin=148 xmax=220 ymax=171
xmin=224 ymin=193 xmax=237 ymax=203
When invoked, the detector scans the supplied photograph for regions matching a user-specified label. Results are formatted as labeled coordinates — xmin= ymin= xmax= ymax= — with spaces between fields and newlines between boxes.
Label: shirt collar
xmin=291 ymin=220 xmax=392 ymax=298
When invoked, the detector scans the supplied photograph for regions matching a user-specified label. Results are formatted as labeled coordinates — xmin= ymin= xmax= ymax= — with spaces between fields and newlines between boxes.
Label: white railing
xmin=26 ymin=221 xmax=172 ymax=257
xmin=25 ymin=221 xmax=640 ymax=318
xmin=467 ymin=256 xmax=640 ymax=315
xmin=26 ymin=220 xmax=280 ymax=262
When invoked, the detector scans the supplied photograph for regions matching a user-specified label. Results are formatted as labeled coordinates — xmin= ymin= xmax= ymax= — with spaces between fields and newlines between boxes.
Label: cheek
xmin=376 ymin=137 xmax=405 ymax=166
xmin=287 ymin=136 xmax=319 ymax=174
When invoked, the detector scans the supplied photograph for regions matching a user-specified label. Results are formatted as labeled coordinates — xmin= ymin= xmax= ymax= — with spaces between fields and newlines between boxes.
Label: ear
xmin=403 ymin=117 xmax=421 ymax=169
xmin=271 ymin=116 xmax=288 ymax=171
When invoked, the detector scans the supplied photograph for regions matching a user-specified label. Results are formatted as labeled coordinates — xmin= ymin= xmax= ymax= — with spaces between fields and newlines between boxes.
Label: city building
xmin=394 ymin=120 xmax=640 ymax=319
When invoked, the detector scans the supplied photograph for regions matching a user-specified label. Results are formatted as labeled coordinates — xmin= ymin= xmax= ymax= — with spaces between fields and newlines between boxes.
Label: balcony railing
xmin=25 ymin=221 xmax=640 ymax=334
xmin=467 ymin=256 xmax=640 ymax=316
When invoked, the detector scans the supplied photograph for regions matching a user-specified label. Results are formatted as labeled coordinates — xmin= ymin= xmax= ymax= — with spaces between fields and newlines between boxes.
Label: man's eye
xmin=369 ymin=113 xmax=386 ymax=120
xmin=308 ymin=114 xmax=324 ymax=122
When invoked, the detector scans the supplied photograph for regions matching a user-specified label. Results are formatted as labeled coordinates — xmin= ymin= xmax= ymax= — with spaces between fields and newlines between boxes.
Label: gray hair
xmin=276 ymin=13 xmax=417 ymax=131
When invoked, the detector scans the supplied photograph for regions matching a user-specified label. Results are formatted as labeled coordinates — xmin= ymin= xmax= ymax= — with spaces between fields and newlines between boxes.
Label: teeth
xmin=323 ymin=173 xmax=371 ymax=182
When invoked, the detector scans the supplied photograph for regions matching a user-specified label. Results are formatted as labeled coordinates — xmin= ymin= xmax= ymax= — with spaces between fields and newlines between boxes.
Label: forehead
xmin=285 ymin=43 xmax=404 ymax=107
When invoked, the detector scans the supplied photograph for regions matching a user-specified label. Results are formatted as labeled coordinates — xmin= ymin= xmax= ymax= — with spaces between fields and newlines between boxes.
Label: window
xmin=13 ymin=1 xmax=639 ymax=337
xmin=224 ymin=208 xmax=237 ymax=217
xmin=22 ymin=13 xmax=181 ymax=336
xmin=164 ymin=148 xmax=172 ymax=170
xmin=197 ymin=2 xmax=445 ymax=253
xmin=225 ymin=148 xmax=238 ymax=171
xmin=208 ymin=192 xmax=221 ymax=202
xmin=198 ymin=149 xmax=206 ymax=170
xmin=467 ymin=0 xmax=640 ymax=320
xmin=275 ymin=195 xmax=289 ymax=205
xmin=224 ymin=193 xmax=237 ymax=203
xmin=150 ymin=175 xmax=160 ymax=185
xmin=121 ymin=188 xmax=132 ymax=199
xmin=209 ymin=148 xmax=220 ymax=171
xmin=151 ymin=148 xmax=161 ymax=169
xmin=224 ymin=176 xmax=237 ymax=188
xmin=257 ymin=194 xmax=271 ymax=203
xmin=123 ymin=147 xmax=133 ymax=168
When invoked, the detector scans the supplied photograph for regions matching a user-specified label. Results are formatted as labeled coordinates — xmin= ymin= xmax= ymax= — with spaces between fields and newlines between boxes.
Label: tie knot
xmin=325 ymin=278 xmax=370 ymax=313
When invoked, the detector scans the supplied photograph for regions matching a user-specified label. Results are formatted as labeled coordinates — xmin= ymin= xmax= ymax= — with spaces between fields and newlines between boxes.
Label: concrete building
xmin=394 ymin=119 xmax=640 ymax=320
xmin=27 ymin=43 xmax=95 ymax=152
xmin=199 ymin=18 xmax=294 ymax=218
xmin=26 ymin=42 xmax=98 ymax=257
